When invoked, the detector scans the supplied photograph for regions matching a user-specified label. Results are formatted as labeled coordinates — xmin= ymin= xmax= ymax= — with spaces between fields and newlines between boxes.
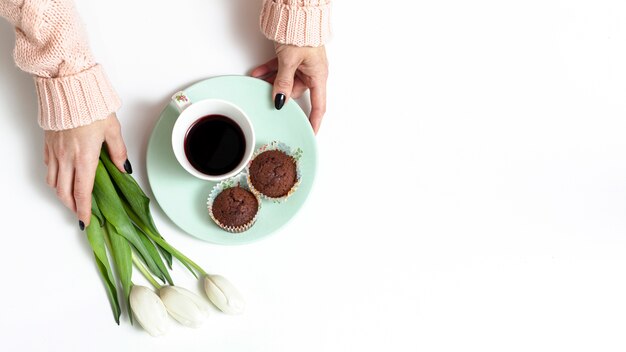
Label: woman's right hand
xmin=44 ymin=113 xmax=130 ymax=230
xmin=251 ymin=44 xmax=329 ymax=134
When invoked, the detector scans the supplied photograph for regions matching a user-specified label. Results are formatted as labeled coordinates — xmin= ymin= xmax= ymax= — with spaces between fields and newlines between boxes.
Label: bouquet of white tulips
xmin=85 ymin=149 xmax=244 ymax=336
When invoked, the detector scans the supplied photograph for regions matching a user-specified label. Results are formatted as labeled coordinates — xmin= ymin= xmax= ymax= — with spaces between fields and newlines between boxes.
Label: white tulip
xmin=158 ymin=286 xmax=210 ymax=328
xmin=203 ymin=274 xmax=245 ymax=314
xmin=130 ymin=285 xmax=170 ymax=336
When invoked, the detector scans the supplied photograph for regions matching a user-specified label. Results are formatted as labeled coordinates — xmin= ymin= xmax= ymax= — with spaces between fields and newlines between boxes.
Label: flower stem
xmin=145 ymin=231 xmax=207 ymax=276
xmin=132 ymin=252 xmax=162 ymax=290
xmin=123 ymin=204 xmax=207 ymax=277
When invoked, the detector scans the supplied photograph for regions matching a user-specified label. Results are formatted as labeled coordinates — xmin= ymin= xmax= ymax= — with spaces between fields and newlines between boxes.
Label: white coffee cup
xmin=171 ymin=91 xmax=255 ymax=181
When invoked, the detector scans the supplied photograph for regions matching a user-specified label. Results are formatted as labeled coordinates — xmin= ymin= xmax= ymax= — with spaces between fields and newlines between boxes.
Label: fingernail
xmin=124 ymin=159 xmax=133 ymax=174
xmin=274 ymin=93 xmax=286 ymax=110
xmin=79 ymin=220 xmax=85 ymax=231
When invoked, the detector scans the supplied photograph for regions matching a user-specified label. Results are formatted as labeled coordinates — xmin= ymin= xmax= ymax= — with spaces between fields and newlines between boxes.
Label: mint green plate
xmin=146 ymin=76 xmax=317 ymax=245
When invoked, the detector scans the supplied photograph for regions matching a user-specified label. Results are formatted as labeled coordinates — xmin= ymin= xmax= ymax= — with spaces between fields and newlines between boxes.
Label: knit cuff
xmin=0 ymin=0 xmax=25 ymax=26
xmin=35 ymin=64 xmax=121 ymax=130
xmin=260 ymin=0 xmax=331 ymax=47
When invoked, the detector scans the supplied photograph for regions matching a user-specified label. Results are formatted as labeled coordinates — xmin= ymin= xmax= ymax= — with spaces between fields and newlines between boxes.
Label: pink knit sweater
xmin=0 ymin=0 xmax=331 ymax=130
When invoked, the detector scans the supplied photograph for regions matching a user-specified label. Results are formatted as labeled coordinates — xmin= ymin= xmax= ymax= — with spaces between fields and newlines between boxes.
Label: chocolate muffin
xmin=211 ymin=186 xmax=259 ymax=228
xmin=248 ymin=150 xmax=297 ymax=198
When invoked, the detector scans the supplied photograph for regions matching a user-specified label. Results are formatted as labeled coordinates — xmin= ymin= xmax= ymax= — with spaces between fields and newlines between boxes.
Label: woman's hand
xmin=44 ymin=113 xmax=129 ymax=229
xmin=252 ymin=44 xmax=328 ymax=134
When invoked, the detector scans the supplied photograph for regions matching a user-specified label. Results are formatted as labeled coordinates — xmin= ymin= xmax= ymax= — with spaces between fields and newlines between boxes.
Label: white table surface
xmin=2 ymin=0 xmax=626 ymax=351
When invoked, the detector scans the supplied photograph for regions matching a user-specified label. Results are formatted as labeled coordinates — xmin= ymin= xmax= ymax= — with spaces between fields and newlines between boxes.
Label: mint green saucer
xmin=146 ymin=76 xmax=317 ymax=245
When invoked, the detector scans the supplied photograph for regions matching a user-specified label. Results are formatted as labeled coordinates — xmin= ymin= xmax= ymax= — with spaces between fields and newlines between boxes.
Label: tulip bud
xmin=158 ymin=286 xmax=210 ymax=328
xmin=130 ymin=285 xmax=170 ymax=336
xmin=203 ymin=274 xmax=245 ymax=314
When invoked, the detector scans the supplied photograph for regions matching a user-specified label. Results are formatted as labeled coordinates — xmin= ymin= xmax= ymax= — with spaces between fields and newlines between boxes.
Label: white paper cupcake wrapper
xmin=207 ymin=173 xmax=261 ymax=233
xmin=246 ymin=141 xmax=303 ymax=203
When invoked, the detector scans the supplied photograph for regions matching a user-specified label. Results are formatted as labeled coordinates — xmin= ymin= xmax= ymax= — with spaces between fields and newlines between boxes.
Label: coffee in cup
xmin=171 ymin=92 xmax=255 ymax=181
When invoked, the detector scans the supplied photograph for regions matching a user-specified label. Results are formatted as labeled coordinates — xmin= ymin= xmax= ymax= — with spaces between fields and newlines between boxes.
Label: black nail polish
xmin=124 ymin=159 xmax=133 ymax=174
xmin=79 ymin=220 xmax=85 ymax=231
xmin=274 ymin=93 xmax=286 ymax=110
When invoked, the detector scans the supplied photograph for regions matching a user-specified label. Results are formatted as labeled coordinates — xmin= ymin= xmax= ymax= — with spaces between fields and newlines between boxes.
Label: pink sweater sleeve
xmin=0 ymin=0 xmax=120 ymax=130
xmin=260 ymin=0 xmax=331 ymax=47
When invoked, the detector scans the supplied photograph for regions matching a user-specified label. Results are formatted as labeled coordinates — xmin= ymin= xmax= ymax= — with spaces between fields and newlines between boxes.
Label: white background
xmin=1 ymin=0 xmax=626 ymax=351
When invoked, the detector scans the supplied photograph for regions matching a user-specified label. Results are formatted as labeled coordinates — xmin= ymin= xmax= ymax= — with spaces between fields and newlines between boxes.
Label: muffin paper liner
xmin=207 ymin=172 xmax=261 ymax=233
xmin=246 ymin=141 xmax=303 ymax=203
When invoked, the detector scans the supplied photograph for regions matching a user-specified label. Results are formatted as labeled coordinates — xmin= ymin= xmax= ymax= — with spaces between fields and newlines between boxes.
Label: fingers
xmin=252 ymin=57 xmax=308 ymax=102
xmin=74 ymin=154 xmax=98 ymax=227
xmin=51 ymin=149 xmax=98 ymax=228
xmin=291 ymin=77 xmax=308 ymax=99
xmin=266 ymin=74 xmax=308 ymax=98
xmin=251 ymin=58 xmax=278 ymax=78
xmin=43 ymin=115 xmax=128 ymax=230
xmin=263 ymin=72 xmax=277 ymax=85
xmin=56 ymin=161 xmax=76 ymax=213
xmin=104 ymin=115 xmax=129 ymax=174
xmin=46 ymin=147 xmax=58 ymax=188
xmin=273 ymin=57 xmax=300 ymax=110
xmin=309 ymin=83 xmax=327 ymax=134
xmin=44 ymin=144 xmax=49 ymax=166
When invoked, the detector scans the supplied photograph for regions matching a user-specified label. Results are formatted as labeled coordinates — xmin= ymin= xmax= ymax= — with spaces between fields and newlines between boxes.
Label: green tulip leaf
xmin=124 ymin=204 xmax=200 ymax=279
xmin=105 ymin=221 xmax=133 ymax=325
xmin=93 ymin=161 xmax=163 ymax=283
xmin=100 ymin=149 xmax=173 ymax=268
xmin=135 ymin=224 xmax=174 ymax=285
xmin=86 ymin=214 xmax=120 ymax=324
xmin=91 ymin=195 xmax=105 ymax=227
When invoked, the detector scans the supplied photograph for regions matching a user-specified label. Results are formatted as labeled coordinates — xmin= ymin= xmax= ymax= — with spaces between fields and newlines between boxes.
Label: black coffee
xmin=184 ymin=115 xmax=246 ymax=176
